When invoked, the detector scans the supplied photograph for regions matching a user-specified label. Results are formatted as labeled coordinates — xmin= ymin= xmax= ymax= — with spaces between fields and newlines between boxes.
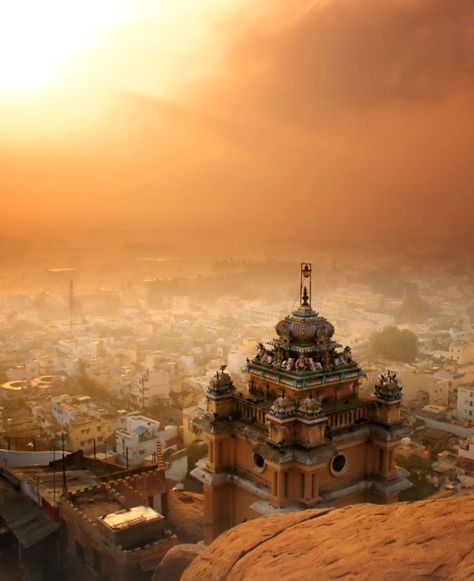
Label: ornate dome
xmin=275 ymin=309 xmax=335 ymax=347
xmin=298 ymin=397 xmax=322 ymax=417
xmin=269 ymin=396 xmax=296 ymax=418
xmin=207 ymin=367 xmax=235 ymax=396
xmin=374 ymin=371 xmax=403 ymax=402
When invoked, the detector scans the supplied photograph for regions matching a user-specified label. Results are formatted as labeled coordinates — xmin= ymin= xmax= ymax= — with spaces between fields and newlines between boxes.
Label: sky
xmin=1 ymin=0 xmax=473 ymax=256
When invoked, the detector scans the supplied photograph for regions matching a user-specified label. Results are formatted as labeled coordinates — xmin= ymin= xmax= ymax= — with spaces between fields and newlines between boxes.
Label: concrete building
xmin=115 ymin=413 xmax=180 ymax=468
xmin=192 ymin=264 xmax=410 ymax=543
xmin=116 ymin=414 xmax=161 ymax=467
xmin=457 ymin=383 xmax=474 ymax=424
xmin=430 ymin=378 xmax=451 ymax=407
xmin=68 ymin=414 xmax=117 ymax=454
xmin=130 ymin=370 xmax=170 ymax=408
xmin=50 ymin=395 xmax=119 ymax=453
xmin=449 ymin=340 xmax=474 ymax=365
xmin=52 ymin=395 xmax=86 ymax=427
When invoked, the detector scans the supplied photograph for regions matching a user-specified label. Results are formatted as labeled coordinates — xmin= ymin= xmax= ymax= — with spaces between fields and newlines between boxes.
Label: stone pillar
xmin=277 ymin=470 xmax=285 ymax=506
xmin=383 ymin=448 xmax=390 ymax=476
xmin=272 ymin=470 xmax=278 ymax=497
xmin=312 ymin=473 xmax=319 ymax=499
xmin=303 ymin=472 xmax=311 ymax=499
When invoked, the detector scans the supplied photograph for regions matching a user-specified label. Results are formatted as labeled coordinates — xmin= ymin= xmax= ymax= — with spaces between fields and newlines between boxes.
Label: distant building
xmin=130 ymin=370 xmax=170 ymax=408
xmin=116 ymin=414 xmax=161 ymax=467
xmin=115 ymin=413 xmax=179 ymax=468
xmin=458 ymin=434 xmax=474 ymax=463
xmin=430 ymin=379 xmax=451 ymax=407
xmin=395 ymin=437 xmax=430 ymax=462
xmin=457 ymin=384 xmax=474 ymax=424
xmin=50 ymin=395 xmax=119 ymax=453
xmin=68 ymin=414 xmax=117 ymax=454
xmin=416 ymin=427 xmax=453 ymax=456
xmin=449 ymin=341 xmax=474 ymax=365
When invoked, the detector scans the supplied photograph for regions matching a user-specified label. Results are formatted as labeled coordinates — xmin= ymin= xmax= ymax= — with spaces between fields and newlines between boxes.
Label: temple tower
xmin=192 ymin=263 xmax=410 ymax=543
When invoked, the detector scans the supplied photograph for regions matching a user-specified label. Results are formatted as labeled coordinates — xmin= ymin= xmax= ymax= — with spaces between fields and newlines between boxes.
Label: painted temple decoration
xmin=374 ymin=371 xmax=403 ymax=402
xmin=192 ymin=263 xmax=411 ymax=543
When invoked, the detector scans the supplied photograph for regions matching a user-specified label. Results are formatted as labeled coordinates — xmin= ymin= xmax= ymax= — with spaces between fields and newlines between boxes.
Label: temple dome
xmin=298 ymin=397 xmax=322 ymax=417
xmin=374 ymin=371 xmax=403 ymax=402
xmin=208 ymin=367 xmax=235 ymax=396
xmin=275 ymin=309 xmax=335 ymax=347
xmin=269 ymin=396 xmax=296 ymax=418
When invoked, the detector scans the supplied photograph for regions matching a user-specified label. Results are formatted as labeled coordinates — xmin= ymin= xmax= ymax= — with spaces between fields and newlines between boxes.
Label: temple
xmin=192 ymin=263 xmax=411 ymax=543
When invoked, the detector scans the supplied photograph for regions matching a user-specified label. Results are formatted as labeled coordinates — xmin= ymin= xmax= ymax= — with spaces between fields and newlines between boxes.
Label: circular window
xmin=330 ymin=453 xmax=347 ymax=476
xmin=251 ymin=450 xmax=266 ymax=473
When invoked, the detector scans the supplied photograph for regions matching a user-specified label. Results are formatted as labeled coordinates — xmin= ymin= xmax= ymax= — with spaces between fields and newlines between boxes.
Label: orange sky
xmin=1 ymin=0 xmax=473 ymax=254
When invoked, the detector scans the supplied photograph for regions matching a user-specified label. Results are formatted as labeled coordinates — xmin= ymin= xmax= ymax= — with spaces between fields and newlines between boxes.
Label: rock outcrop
xmin=152 ymin=543 xmax=203 ymax=581
xmin=183 ymin=495 xmax=474 ymax=580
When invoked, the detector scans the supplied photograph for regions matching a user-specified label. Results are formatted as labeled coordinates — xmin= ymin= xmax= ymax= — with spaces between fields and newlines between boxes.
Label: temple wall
xmin=232 ymin=487 xmax=261 ymax=526
xmin=319 ymin=440 xmax=367 ymax=489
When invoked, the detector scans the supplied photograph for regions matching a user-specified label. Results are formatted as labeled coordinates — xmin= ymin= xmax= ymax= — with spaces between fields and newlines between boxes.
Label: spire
xmin=300 ymin=262 xmax=312 ymax=307
xmin=302 ymin=286 xmax=309 ymax=305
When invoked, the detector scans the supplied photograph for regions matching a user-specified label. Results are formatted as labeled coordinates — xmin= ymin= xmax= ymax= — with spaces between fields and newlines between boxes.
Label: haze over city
xmin=1 ymin=0 xmax=473 ymax=258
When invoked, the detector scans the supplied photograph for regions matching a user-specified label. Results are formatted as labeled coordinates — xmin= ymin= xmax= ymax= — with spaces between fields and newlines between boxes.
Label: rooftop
xmin=71 ymin=486 xmax=123 ymax=519
xmin=100 ymin=505 xmax=163 ymax=530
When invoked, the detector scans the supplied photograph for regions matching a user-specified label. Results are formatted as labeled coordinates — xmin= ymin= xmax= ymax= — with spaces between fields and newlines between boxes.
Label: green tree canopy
xmin=369 ymin=326 xmax=419 ymax=362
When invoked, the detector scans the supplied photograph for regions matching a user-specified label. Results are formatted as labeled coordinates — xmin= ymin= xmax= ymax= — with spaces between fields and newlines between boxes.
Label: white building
xmin=116 ymin=414 xmax=161 ymax=466
xmin=115 ymin=413 xmax=179 ymax=467
xmin=129 ymin=370 xmax=170 ymax=408
xmin=457 ymin=384 xmax=474 ymax=424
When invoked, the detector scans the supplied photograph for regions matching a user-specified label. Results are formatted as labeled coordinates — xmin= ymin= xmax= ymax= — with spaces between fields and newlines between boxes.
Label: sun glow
xmin=0 ymin=1 xmax=132 ymax=98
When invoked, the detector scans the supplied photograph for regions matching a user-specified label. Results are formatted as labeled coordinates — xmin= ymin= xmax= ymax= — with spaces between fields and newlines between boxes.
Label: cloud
xmin=1 ymin=0 xmax=474 ymax=254
xmin=213 ymin=0 xmax=474 ymax=124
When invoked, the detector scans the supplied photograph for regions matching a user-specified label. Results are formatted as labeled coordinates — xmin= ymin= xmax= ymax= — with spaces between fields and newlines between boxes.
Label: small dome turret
xmin=374 ymin=371 xmax=403 ymax=402
xmin=268 ymin=395 xmax=296 ymax=418
xmin=207 ymin=366 xmax=235 ymax=396
xmin=298 ymin=397 xmax=322 ymax=418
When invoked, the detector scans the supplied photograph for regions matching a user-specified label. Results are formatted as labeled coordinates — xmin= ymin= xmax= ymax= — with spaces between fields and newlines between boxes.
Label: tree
xmin=369 ymin=326 xmax=419 ymax=362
